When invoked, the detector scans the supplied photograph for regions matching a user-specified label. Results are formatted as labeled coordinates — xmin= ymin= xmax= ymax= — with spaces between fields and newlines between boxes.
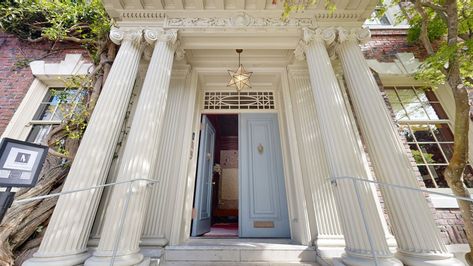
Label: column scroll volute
xmin=144 ymin=28 xmax=184 ymax=60
xmin=336 ymin=27 xmax=371 ymax=45
xmin=110 ymin=27 xmax=143 ymax=46
xmin=294 ymin=27 xmax=337 ymax=61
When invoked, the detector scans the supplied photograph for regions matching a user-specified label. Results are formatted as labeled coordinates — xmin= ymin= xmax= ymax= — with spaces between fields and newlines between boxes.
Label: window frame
xmin=379 ymin=78 xmax=473 ymax=208
xmin=1 ymin=54 xmax=92 ymax=143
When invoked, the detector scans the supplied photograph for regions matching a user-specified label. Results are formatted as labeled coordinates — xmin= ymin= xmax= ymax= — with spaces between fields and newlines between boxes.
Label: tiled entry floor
xmin=202 ymin=223 xmax=238 ymax=238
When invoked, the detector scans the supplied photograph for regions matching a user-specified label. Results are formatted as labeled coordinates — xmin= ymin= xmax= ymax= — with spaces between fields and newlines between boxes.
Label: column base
xmin=316 ymin=236 xmax=346 ymax=258
xmin=396 ymin=250 xmax=465 ymax=266
xmin=84 ymin=252 xmax=144 ymax=266
xmin=340 ymin=252 xmax=403 ymax=266
xmin=23 ymin=250 xmax=91 ymax=266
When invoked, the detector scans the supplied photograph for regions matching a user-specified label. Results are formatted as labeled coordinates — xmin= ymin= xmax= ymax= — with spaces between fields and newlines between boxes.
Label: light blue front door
xmin=239 ymin=113 xmax=290 ymax=238
xmin=191 ymin=115 xmax=216 ymax=236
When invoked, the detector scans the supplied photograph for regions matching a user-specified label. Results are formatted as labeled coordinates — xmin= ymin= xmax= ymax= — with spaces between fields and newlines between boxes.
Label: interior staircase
xmin=158 ymin=239 xmax=322 ymax=265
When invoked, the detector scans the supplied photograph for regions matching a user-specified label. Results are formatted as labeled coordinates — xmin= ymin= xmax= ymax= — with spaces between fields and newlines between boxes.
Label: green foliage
xmin=416 ymin=41 xmax=473 ymax=88
xmin=411 ymin=149 xmax=435 ymax=164
xmin=387 ymin=0 xmax=473 ymax=88
xmin=407 ymin=14 xmax=447 ymax=43
xmin=0 ymin=0 xmax=111 ymax=60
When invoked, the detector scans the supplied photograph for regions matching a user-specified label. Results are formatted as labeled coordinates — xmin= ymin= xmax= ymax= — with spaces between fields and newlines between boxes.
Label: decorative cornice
xmin=110 ymin=26 xmax=143 ymax=45
xmin=337 ymin=27 xmax=371 ymax=44
xmin=166 ymin=13 xmax=314 ymax=28
xmin=117 ymin=10 xmax=362 ymax=24
xmin=30 ymin=54 xmax=93 ymax=81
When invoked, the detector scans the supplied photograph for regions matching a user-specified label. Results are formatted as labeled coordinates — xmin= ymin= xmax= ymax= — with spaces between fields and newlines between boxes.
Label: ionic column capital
xmin=110 ymin=27 xmax=143 ymax=46
xmin=337 ymin=27 xmax=371 ymax=45
xmin=294 ymin=27 xmax=336 ymax=61
xmin=303 ymin=27 xmax=337 ymax=46
xmin=174 ymin=40 xmax=186 ymax=61
xmin=294 ymin=40 xmax=307 ymax=61
xmin=144 ymin=28 xmax=178 ymax=45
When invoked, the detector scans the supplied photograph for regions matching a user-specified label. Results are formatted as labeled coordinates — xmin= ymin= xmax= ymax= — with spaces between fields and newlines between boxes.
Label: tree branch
xmin=413 ymin=0 xmax=435 ymax=55
xmin=420 ymin=1 xmax=446 ymax=12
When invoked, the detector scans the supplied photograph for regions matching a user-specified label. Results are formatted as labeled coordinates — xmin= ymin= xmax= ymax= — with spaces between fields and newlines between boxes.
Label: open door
xmin=239 ymin=113 xmax=290 ymax=238
xmin=191 ymin=115 xmax=216 ymax=236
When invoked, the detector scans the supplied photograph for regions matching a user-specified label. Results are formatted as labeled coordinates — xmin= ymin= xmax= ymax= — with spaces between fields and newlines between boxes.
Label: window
xmin=27 ymin=88 xmax=83 ymax=144
xmin=385 ymin=86 xmax=473 ymax=188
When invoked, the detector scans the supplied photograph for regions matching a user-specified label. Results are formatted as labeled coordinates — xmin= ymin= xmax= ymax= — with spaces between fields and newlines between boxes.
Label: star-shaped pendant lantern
xmin=227 ymin=49 xmax=253 ymax=91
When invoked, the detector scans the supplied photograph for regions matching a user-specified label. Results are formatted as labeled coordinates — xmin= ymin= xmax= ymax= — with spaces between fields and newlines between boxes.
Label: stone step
xmin=162 ymin=239 xmax=319 ymax=265
xmin=160 ymin=262 xmax=319 ymax=266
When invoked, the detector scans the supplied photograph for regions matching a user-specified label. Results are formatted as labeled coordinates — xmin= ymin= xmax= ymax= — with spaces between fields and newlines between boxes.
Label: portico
xmin=23 ymin=1 xmax=464 ymax=266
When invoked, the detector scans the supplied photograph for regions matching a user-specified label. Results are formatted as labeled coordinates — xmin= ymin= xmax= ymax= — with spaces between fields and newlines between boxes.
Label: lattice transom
xmin=203 ymin=91 xmax=275 ymax=110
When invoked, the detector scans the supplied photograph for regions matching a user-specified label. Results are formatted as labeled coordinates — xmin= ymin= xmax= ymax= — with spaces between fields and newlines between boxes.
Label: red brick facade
xmin=0 ymin=32 xmax=88 ymax=135
xmin=0 ymin=29 xmax=468 ymax=245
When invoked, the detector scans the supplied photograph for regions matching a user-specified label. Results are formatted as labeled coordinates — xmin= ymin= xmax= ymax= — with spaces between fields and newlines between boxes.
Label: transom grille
xmin=203 ymin=91 xmax=275 ymax=110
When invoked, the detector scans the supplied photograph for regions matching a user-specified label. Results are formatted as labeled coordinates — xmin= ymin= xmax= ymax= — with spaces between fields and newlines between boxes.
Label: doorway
xmin=191 ymin=113 xmax=290 ymax=238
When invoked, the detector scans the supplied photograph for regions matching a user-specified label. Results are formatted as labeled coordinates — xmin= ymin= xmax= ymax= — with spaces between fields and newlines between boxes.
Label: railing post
xmin=351 ymin=178 xmax=379 ymax=266
xmin=110 ymin=180 xmax=134 ymax=266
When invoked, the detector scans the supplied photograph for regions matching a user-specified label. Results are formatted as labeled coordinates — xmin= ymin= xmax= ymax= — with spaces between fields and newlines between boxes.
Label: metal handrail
xmin=12 ymin=177 xmax=159 ymax=266
xmin=329 ymin=176 xmax=473 ymax=266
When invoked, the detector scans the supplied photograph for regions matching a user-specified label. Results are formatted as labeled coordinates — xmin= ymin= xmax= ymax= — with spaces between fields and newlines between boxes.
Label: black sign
xmin=0 ymin=138 xmax=48 ymax=187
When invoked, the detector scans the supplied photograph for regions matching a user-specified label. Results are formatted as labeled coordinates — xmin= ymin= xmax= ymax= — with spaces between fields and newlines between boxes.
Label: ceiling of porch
xmin=186 ymin=48 xmax=296 ymax=89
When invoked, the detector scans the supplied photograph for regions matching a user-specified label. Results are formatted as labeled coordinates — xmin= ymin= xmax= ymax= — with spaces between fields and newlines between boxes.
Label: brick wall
xmin=366 ymin=28 xmax=467 ymax=245
xmin=0 ymin=32 xmax=88 ymax=136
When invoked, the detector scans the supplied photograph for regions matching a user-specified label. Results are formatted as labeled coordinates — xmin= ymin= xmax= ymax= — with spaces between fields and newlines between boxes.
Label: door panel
xmin=239 ymin=113 xmax=290 ymax=238
xmin=191 ymin=115 xmax=216 ymax=236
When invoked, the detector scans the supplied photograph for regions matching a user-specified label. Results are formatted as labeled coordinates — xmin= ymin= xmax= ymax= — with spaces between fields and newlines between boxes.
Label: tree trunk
xmin=0 ymin=156 xmax=68 ymax=266
xmin=443 ymin=1 xmax=473 ymax=264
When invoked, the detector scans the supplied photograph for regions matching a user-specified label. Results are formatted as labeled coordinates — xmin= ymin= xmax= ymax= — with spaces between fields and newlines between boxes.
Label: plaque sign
xmin=0 ymin=138 xmax=48 ymax=187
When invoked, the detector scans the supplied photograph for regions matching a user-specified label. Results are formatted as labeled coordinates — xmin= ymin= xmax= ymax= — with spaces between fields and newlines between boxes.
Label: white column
xmin=84 ymin=28 xmax=178 ymax=266
xmin=302 ymin=28 xmax=402 ymax=266
xmin=336 ymin=27 xmax=464 ymax=266
xmin=23 ymin=28 xmax=144 ymax=266
xmin=287 ymin=68 xmax=345 ymax=252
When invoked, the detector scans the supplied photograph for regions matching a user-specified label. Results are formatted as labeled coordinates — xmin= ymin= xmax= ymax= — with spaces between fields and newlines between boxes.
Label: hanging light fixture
xmin=227 ymin=49 xmax=252 ymax=91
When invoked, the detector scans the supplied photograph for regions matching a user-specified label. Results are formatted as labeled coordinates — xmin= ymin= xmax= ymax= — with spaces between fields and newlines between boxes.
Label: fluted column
xmin=302 ymin=28 xmax=402 ymax=266
xmin=287 ymin=69 xmax=345 ymax=252
xmin=23 ymin=28 xmax=144 ymax=266
xmin=85 ymin=28 xmax=178 ymax=266
xmin=336 ymin=27 xmax=463 ymax=266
